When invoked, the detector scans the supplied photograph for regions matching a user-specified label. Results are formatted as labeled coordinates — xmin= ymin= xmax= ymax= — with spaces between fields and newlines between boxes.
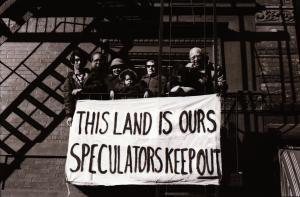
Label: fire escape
xmin=0 ymin=0 xmax=296 ymax=195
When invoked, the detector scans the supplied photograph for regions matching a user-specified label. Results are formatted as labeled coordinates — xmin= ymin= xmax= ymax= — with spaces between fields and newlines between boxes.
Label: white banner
xmin=65 ymin=94 xmax=222 ymax=186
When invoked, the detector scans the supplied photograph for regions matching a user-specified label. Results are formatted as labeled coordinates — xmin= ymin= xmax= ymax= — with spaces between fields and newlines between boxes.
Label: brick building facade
xmin=0 ymin=0 xmax=299 ymax=196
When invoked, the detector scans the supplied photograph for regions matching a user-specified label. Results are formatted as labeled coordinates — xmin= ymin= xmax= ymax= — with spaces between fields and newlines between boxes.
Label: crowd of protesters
xmin=63 ymin=45 xmax=227 ymax=126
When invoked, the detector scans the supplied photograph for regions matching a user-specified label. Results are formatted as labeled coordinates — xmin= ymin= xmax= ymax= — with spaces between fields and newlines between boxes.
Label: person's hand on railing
xmin=110 ymin=90 xmax=115 ymax=100
xmin=66 ymin=117 xmax=73 ymax=127
xmin=198 ymin=75 xmax=208 ymax=84
xmin=72 ymin=88 xmax=82 ymax=95
xmin=170 ymin=85 xmax=180 ymax=93
xmin=143 ymin=90 xmax=150 ymax=98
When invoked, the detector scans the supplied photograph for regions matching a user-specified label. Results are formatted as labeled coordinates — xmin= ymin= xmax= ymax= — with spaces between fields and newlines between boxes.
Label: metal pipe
xmin=213 ymin=0 xmax=217 ymax=89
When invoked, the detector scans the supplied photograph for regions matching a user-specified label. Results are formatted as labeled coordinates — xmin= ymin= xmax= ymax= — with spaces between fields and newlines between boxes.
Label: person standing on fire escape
xmin=141 ymin=59 xmax=167 ymax=97
xmin=63 ymin=50 xmax=89 ymax=126
xmin=169 ymin=47 xmax=227 ymax=96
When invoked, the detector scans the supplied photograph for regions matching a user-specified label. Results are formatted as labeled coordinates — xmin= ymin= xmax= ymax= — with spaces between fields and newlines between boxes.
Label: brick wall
xmin=0 ymin=42 xmax=86 ymax=196
xmin=255 ymin=0 xmax=300 ymax=103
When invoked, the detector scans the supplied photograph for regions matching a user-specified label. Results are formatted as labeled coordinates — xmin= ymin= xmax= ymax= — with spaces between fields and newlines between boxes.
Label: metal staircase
xmin=0 ymin=13 xmax=102 ymax=185
xmin=0 ymin=0 xmax=41 ymax=45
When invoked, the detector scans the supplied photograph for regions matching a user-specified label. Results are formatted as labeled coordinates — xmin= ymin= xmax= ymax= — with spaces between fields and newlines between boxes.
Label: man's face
xmin=91 ymin=53 xmax=102 ymax=70
xmin=72 ymin=55 xmax=82 ymax=71
xmin=112 ymin=66 xmax=122 ymax=76
xmin=189 ymin=48 xmax=202 ymax=67
xmin=124 ymin=74 xmax=133 ymax=86
xmin=146 ymin=61 xmax=156 ymax=75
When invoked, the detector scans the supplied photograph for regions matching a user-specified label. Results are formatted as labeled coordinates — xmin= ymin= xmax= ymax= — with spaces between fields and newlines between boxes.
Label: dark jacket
xmin=113 ymin=82 xmax=142 ymax=99
xmin=62 ymin=70 xmax=89 ymax=117
xmin=140 ymin=74 xmax=167 ymax=97
xmin=83 ymin=71 xmax=109 ymax=100
xmin=63 ymin=69 xmax=108 ymax=117
xmin=105 ymin=74 xmax=121 ymax=91
xmin=176 ymin=62 xmax=227 ymax=96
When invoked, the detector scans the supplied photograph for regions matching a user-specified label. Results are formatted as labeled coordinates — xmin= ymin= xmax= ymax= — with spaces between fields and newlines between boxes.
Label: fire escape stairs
xmin=0 ymin=10 xmax=107 ymax=188
xmin=0 ymin=0 xmax=42 ymax=46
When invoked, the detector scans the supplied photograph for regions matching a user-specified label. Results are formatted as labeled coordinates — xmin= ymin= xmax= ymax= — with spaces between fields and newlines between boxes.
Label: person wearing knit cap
xmin=110 ymin=58 xmax=126 ymax=76
xmin=106 ymin=57 xmax=128 ymax=99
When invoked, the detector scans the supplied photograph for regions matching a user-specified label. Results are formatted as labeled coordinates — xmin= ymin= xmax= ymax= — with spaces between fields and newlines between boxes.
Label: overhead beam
xmin=6 ymin=22 xmax=227 ymax=41
xmin=221 ymin=30 xmax=290 ymax=41
xmin=34 ymin=6 xmax=261 ymax=17
xmin=1 ymin=2 xmax=262 ymax=17
xmin=6 ymin=31 xmax=289 ymax=42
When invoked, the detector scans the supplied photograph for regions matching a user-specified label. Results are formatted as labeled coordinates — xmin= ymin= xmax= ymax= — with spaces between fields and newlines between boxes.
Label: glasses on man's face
xmin=74 ymin=58 xmax=81 ymax=62
xmin=146 ymin=65 xmax=155 ymax=68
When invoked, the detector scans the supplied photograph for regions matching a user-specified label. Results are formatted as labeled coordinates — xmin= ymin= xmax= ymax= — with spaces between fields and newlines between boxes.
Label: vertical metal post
xmin=235 ymin=94 xmax=239 ymax=173
xmin=293 ymin=0 xmax=300 ymax=63
xmin=213 ymin=0 xmax=217 ymax=89
xmin=158 ymin=0 xmax=164 ymax=97
xmin=168 ymin=0 xmax=173 ymax=94
xmin=278 ymin=41 xmax=286 ymax=104
xmin=155 ymin=2 xmax=164 ymax=196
